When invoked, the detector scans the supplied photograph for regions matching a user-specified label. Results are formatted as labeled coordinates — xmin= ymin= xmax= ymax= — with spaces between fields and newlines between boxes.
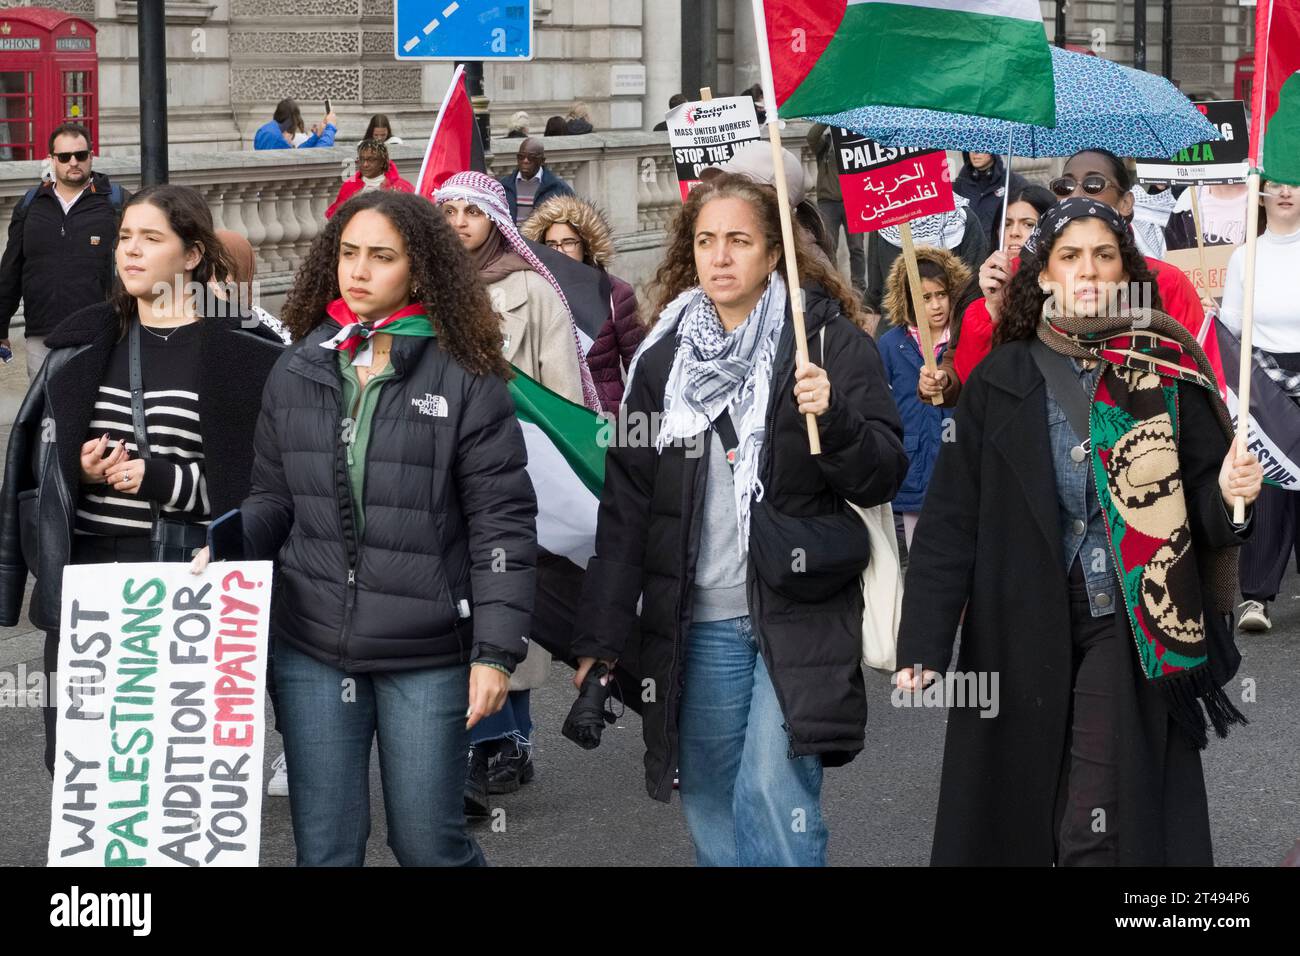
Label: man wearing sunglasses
xmin=921 ymin=148 xmax=1225 ymax=408
xmin=0 ymin=123 xmax=127 ymax=378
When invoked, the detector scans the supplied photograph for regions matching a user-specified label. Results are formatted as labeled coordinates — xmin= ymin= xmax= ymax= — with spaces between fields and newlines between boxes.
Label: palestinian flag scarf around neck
xmin=1038 ymin=309 xmax=1247 ymax=748
xmin=321 ymin=298 xmax=435 ymax=364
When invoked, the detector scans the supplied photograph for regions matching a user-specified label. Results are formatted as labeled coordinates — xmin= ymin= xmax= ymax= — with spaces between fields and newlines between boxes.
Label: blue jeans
xmin=274 ymin=637 xmax=485 ymax=867
xmin=677 ymin=616 xmax=828 ymax=866
xmin=469 ymin=689 xmax=533 ymax=745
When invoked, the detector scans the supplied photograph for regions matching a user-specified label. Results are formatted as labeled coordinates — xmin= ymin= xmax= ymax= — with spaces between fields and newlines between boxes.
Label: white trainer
xmin=267 ymin=751 xmax=290 ymax=797
xmin=1238 ymin=600 xmax=1272 ymax=633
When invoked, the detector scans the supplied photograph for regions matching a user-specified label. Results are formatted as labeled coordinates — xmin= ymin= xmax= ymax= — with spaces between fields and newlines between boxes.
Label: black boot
xmin=464 ymin=744 xmax=491 ymax=817
xmin=486 ymin=737 xmax=535 ymax=794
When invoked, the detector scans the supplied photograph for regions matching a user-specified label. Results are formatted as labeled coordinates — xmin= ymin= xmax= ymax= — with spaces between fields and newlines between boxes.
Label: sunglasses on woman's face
xmin=1049 ymin=174 xmax=1115 ymax=198
xmin=53 ymin=150 xmax=90 ymax=163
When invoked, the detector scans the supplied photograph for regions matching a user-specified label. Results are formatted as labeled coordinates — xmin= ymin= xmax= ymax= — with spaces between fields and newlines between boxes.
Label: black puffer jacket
xmin=953 ymin=153 xmax=1029 ymax=249
xmin=574 ymin=286 xmax=908 ymax=802
xmin=240 ymin=324 xmax=537 ymax=674
xmin=0 ymin=172 xmax=128 ymax=339
xmin=0 ymin=303 xmax=284 ymax=631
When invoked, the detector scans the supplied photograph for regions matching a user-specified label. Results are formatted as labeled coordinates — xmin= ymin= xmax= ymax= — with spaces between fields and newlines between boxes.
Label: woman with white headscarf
xmin=435 ymin=170 xmax=599 ymax=812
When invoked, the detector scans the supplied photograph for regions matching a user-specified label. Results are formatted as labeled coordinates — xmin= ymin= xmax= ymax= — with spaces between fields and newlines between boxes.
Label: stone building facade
xmin=0 ymin=0 xmax=1260 ymax=156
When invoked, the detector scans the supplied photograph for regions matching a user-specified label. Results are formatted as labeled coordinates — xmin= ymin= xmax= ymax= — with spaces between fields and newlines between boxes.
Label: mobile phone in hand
xmin=207 ymin=509 xmax=244 ymax=562
xmin=324 ymin=98 xmax=332 ymax=116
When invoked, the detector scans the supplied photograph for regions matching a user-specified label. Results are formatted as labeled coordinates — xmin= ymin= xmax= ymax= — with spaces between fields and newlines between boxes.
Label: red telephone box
xmin=0 ymin=8 xmax=98 ymax=162
xmin=1234 ymin=54 xmax=1255 ymax=107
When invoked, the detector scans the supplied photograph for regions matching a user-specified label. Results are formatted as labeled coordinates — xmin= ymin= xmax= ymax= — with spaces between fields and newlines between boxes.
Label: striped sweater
xmin=75 ymin=321 xmax=209 ymax=536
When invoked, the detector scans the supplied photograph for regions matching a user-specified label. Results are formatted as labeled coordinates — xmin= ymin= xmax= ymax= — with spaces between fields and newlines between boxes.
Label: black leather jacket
xmin=0 ymin=303 xmax=282 ymax=631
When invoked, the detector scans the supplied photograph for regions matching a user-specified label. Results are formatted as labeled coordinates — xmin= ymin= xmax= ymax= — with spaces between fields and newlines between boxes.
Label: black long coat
xmin=575 ymin=286 xmax=908 ymax=802
xmin=897 ymin=339 xmax=1248 ymax=866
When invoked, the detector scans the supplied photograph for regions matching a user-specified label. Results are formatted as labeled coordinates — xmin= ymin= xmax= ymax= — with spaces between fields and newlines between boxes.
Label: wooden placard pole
xmin=1232 ymin=170 xmax=1262 ymax=523
xmin=898 ymin=222 xmax=944 ymax=407
xmin=699 ymin=87 xmax=712 ymax=101
xmin=751 ymin=0 xmax=820 ymax=454
xmin=1189 ymin=186 xmax=1210 ymax=295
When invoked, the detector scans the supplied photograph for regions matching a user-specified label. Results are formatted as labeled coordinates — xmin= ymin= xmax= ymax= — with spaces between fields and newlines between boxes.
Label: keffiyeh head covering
xmin=1021 ymin=196 xmax=1128 ymax=259
xmin=435 ymin=170 xmax=600 ymax=410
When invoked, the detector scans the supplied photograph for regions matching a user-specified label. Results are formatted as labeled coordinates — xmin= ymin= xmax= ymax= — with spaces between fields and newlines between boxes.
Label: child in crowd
xmin=879 ymin=246 xmax=971 ymax=550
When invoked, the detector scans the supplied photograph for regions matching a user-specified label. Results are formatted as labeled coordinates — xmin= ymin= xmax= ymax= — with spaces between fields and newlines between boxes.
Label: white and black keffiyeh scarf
xmin=633 ymin=272 xmax=788 ymax=555
xmin=1256 ymin=349 xmax=1300 ymax=402
xmin=880 ymin=194 xmax=971 ymax=250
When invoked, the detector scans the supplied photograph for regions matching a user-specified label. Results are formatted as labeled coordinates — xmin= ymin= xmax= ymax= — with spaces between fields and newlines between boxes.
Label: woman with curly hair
xmin=191 ymin=189 xmax=538 ymax=866
xmin=522 ymin=194 xmax=645 ymax=410
xmin=897 ymin=198 xmax=1262 ymax=866
xmin=878 ymin=246 xmax=970 ymax=550
xmin=572 ymin=173 xmax=907 ymax=866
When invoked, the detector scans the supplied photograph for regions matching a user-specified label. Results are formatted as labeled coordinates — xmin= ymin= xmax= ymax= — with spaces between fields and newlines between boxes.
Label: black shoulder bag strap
xmin=1030 ymin=337 xmax=1093 ymax=451
xmin=713 ymin=408 xmax=740 ymax=473
xmin=127 ymin=319 xmax=161 ymax=527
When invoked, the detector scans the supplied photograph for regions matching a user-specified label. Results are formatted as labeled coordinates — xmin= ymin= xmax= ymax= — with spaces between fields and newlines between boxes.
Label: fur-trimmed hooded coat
xmin=879 ymin=247 xmax=971 ymax=514
xmin=522 ymin=195 xmax=644 ymax=412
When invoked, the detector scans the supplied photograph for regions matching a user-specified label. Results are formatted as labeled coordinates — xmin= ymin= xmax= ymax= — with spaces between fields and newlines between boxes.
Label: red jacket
xmin=325 ymin=161 xmax=414 ymax=218
xmin=953 ymin=255 xmax=1225 ymax=396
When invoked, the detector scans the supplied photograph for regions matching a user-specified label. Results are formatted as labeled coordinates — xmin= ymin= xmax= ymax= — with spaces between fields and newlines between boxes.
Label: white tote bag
xmin=848 ymin=501 xmax=902 ymax=673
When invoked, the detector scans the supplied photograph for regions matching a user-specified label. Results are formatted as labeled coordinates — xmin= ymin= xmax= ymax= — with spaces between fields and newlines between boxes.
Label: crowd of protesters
xmin=0 ymin=107 xmax=1287 ymax=871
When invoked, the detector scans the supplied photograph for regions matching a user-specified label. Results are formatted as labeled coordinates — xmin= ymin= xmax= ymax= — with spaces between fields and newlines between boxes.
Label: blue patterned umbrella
xmin=812 ymin=48 xmax=1220 ymax=158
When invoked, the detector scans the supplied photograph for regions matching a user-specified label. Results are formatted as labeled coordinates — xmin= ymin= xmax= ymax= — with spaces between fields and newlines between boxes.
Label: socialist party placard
xmin=1135 ymin=100 xmax=1248 ymax=185
xmin=48 ymin=561 xmax=273 ymax=867
xmin=666 ymin=96 xmax=761 ymax=199
xmin=832 ymin=127 xmax=955 ymax=233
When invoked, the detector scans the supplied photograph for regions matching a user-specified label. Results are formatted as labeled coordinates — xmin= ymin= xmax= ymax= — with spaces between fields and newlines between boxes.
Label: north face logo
xmin=411 ymin=393 xmax=448 ymax=417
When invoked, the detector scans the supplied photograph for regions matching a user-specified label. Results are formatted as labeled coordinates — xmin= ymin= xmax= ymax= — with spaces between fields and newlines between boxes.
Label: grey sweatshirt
xmin=691 ymin=431 xmax=750 ymax=622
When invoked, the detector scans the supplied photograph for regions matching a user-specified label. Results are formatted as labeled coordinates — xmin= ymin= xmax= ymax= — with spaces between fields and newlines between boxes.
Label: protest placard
xmin=832 ymin=128 xmax=955 ymax=233
xmin=666 ymin=96 xmax=761 ymax=199
xmin=1163 ymin=244 xmax=1239 ymax=299
xmin=48 ymin=561 xmax=273 ymax=867
xmin=1135 ymin=100 xmax=1249 ymax=185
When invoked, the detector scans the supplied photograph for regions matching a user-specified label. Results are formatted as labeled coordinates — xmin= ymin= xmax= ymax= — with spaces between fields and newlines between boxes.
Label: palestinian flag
xmin=507 ymin=367 xmax=606 ymax=567
xmin=763 ymin=0 xmax=1055 ymax=125
xmin=1218 ymin=326 xmax=1300 ymax=491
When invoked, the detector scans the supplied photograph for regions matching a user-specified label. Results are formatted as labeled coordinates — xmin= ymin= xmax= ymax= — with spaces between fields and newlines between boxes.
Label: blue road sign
xmin=394 ymin=0 xmax=533 ymax=60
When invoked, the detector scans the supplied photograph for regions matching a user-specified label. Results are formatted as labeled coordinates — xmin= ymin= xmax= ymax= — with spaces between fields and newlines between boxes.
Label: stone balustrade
xmin=0 ymin=128 xmax=1057 ymax=324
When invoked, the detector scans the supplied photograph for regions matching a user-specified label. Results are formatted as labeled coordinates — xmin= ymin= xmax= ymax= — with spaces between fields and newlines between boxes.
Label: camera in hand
xmin=562 ymin=662 xmax=618 ymax=750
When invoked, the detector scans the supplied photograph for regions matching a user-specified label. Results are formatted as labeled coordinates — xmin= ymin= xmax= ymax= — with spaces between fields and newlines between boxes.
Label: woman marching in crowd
xmin=193 ymin=189 xmax=538 ymax=866
xmin=521 ymin=194 xmax=645 ymax=411
xmin=879 ymin=247 xmax=969 ymax=551
xmin=573 ymin=172 xmax=907 ymax=866
xmin=434 ymin=170 xmax=600 ymax=812
xmin=948 ymin=150 xmax=1225 ymax=406
xmin=897 ymin=198 xmax=1261 ymax=865
xmin=0 ymin=184 xmax=284 ymax=774
xmin=1219 ymin=178 xmax=1300 ymax=633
